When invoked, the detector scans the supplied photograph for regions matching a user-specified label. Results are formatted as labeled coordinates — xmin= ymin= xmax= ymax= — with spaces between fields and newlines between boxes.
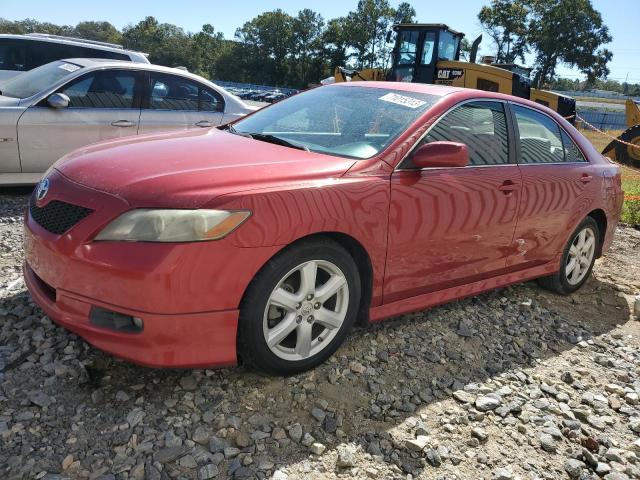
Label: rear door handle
xmin=498 ymin=180 xmax=520 ymax=194
xmin=580 ymin=174 xmax=593 ymax=183
xmin=111 ymin=120 xmax=136 ymax=128
xmin=195 ymin=120 xmax=213 ymax=128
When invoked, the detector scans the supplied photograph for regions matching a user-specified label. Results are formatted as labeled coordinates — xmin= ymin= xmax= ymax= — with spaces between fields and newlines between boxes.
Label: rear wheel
xmin=538 ymin=217 xmax=599 ymax=295
xmin=238 ymin=239 xmax=360 ymax=375
xmin=614 ymin=125 xmax=640 ymax=169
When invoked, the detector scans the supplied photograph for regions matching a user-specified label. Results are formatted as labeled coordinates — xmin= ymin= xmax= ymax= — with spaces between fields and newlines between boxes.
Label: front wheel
xmin=538 ymin=217 xmax=599 ymax=295
xmin=238 ymin=239 xmax=361 ymax=375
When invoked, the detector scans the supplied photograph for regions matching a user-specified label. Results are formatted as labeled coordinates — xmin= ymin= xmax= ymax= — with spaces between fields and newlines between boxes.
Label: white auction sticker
xmin=58 ymin=63 xmax=81 ymax=73
xmin=379 ymin=92 xmax=427 ymax=109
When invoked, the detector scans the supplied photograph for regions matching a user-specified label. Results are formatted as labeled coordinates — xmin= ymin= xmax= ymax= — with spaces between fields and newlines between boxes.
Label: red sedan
xmin=23 ymin=83 xmax=623 ymax=374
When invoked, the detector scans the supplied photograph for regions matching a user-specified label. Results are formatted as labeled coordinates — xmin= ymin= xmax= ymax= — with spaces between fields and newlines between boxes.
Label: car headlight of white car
xmin=95 ymin=209 xmax=251 ymax=242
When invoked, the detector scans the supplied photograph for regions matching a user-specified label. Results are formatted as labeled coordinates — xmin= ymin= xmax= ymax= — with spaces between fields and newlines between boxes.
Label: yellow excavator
xmin=602 ymin=99 xmax=640 ymax=168
xmin=332 ymin=23 xmax=576 ymax=119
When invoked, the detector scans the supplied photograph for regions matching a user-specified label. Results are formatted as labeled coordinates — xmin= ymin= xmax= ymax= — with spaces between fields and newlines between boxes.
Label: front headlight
xmin=94 ymin=209 xmax=251 ymax=242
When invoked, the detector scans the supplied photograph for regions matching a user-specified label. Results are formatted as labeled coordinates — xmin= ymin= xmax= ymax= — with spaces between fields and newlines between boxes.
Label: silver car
xmin=0 ymin=59 xmax=258 ymax=185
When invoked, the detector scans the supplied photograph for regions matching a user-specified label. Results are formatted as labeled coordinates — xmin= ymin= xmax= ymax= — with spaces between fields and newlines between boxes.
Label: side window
xmin=200 ymin=88 xmax=224 ymax=112
xmin=513 ymin=105 xmax=564 ymax=164
xmin=397 ymin=30 xmax=419 ymax=65
xmin=477 ymin=78 xmax=499 ymax=93
xmin=420 ymin=32 xmax=436 ymax=65
xmin=417 ymin=101 xmax=510 ymax=166
xmin=60 ymin=70 xmax=136 ymax=109
xmin=0 ymin=39 xmax=28 ymax=71
xmin=561 ymin=130 xmax=587 ymax=162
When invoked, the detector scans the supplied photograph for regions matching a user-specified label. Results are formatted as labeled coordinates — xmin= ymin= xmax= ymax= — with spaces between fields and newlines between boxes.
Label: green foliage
xmin=478 ymin=0 xmax=528 ymax=63
xmin=477 ymin=0 xmax=613 ymax=88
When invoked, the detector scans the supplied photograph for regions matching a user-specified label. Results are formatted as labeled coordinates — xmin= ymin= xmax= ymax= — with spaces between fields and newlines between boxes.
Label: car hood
xmin=54 ymin=128 xmax=358 ymax=208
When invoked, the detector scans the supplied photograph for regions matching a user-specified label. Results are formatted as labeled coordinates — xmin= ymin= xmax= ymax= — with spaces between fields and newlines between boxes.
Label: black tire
xmin=238 ymin=238 xmax=361 ymax=375
xmin=614 ymin=125 xmax=640 ymax=169
xmin=537 ymin=217 xmax=600 ymax=295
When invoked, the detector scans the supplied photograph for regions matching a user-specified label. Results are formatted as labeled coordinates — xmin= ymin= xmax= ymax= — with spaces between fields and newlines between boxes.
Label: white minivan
xmin=0 ymin=33 xmax=149 ymax=82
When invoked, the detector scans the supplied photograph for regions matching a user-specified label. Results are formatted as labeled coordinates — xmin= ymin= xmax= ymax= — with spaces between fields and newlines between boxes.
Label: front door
xmin=385 ymin=100 xmax=521 ymax=303
xmin=17 ymin=68 xmax=142 ymax=173
xmin=138 ymin=72 xmax=223 ymax=134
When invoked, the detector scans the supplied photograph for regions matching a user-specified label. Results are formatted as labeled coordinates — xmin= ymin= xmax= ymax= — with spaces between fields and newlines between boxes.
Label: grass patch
xmin=578 ymin=127 xmax=640 ymax=225
xmin=575 ymin=96 xmax=627 ymax=105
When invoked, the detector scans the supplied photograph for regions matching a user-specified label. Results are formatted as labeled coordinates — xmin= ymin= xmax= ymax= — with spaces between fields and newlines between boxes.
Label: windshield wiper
xmin=223 ymin=125 xmax=309 ymax=151
xmin=248 ymin=133 xmax=310 ymax=151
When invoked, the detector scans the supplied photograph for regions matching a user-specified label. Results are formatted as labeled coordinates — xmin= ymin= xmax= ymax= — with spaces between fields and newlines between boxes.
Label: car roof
xmin=332 ymin=81 xmax=567 ymax=121
xmin=60 ymin=58 xmax=212 ymax=81
xmin=0 ymin=33 xmax=146 ymax=56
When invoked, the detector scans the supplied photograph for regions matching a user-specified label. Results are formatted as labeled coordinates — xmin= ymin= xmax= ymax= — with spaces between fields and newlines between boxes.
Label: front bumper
xmin=23 ymin=171 xmax=281 ymax=368
xmin=24 ymin=263 xmax=239 ymax=368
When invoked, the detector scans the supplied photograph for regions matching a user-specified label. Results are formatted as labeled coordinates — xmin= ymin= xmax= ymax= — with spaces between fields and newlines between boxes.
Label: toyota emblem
xmin=36 ymin=178 xmax=50 ymax=202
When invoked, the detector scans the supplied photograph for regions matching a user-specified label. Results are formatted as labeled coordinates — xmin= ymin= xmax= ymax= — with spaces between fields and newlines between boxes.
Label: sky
xmin=3 ymin=0 xmax=639 ymax=83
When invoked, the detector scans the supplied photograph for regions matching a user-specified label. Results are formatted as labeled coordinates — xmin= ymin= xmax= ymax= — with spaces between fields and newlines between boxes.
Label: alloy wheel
xmin=565 ymin=227 xmax=596 ymax=285
xmin=262 ymin=260 xmax=349 ymax=361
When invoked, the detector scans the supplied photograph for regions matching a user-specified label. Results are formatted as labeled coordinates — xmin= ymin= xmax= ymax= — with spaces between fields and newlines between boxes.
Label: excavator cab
xmin=388 ymin=24 xmax=464 ymax=83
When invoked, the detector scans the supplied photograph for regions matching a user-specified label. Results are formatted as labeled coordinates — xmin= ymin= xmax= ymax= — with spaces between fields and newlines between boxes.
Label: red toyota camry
xmin=24 ymin=82 xmax=623 ymax=374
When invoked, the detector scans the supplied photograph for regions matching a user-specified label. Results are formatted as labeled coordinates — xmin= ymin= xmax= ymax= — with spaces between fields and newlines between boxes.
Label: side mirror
xmin=47 ymin=93 xmax=70 ymax=109
xmin=411 ymin=141 xmax=469 ymax=168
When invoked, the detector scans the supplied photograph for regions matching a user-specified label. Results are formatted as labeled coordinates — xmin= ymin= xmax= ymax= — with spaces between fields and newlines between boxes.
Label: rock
xmin=197 ymin=464 xmax=219 ymax=480
xmin=492 ymin=467 xmax=514 ymax=480
xmin=126 ymin=409 xmax=145 ymax=428
xmin=561 ymin=371 xmax=575 ymax=384
xmin=349 ymin=361 xmax=366 ymax=374
xmin=311 ymin=408 xmax=326 ymax=422
xmin=288 ymin=423 xmax=303 ymax=443
xmin=310 ymin=443 xmax=326 ymax=455
xmin=209 ymin=436 xmax=226 ymax=453
xmin=634 ymin=295 xmax=640 ymax=318
xmin=224 ymin=447 xmax=241 ymax=459
xmin=471 ymin=427 xmax=489 ymax=443
xmin=539 ymin=433 xmax=556 ymax=452
xmin=301 ymin=432 xmax=315 ymax=447
xmin=29 ymin=391 xmax=52 ymax=408
xmin=453 ymin=390 xmax=475 ymax=403
xmin=155 ymin=446 xmax=189 ymax=464
xmin=235 ymin=431 xmax=251 ymax=448
xmin=61 ymin=455 xmax=74 ymax=470
xmin=476 ymin=395 xmax=501 ymax=411
xmin=406 ymin=435 xmax=429 ymax=452
xmin=115 ymin=390 xmax=130 ymax=402
xmin=565 ymin=459 xmax=585 ymax=479
xmin=336 ymin=444 xmax=357 ymax=468
xmin=192 ymin=426 xmax=210 ymax=445
xmin=179 ymin=375 xmax=198 ymax=391
xmin=425 ymin=448 xmax=442 ymax=467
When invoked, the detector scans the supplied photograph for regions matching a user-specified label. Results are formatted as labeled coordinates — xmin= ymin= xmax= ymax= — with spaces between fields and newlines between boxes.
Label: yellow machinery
xmin=602 ymin=99 xmax=640 ymax=168
xmin=333 ymin=24 xmax=576 ymax=121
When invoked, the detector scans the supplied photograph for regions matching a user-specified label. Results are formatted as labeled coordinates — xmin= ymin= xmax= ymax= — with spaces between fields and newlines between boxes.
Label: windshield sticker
xmin=58 ymin=63 xmax=81 ymax=73
xmin=379 ymin=92 xmax=427 ymax=109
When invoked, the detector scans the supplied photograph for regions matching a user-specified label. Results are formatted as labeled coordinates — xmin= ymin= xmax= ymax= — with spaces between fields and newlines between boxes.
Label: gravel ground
xmin=1 ymin=189 xmax=640 ymax=480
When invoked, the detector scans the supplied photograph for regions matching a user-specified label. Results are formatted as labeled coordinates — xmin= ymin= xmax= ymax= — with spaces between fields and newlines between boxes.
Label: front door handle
xmin=195 ymin=120 xmax=213 ymax=128
xmin=498 ymin=180 xmax=520 ymax=195
xmin=580 ymin=174 xmax=593 ymax=184
xmin=111 ymin=120 xmax=136 ymax=128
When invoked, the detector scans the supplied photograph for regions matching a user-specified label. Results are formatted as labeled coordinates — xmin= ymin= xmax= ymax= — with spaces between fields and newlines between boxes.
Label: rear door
xmin=507 ymin=103 xmax=594 ymax=268
xmin=138 ymin=72 xmax=224 ymax=133
xmin=17 ymin=68 xmax=142 ymax=173
xmin=384 ymin=100 xmax=522 ymax=303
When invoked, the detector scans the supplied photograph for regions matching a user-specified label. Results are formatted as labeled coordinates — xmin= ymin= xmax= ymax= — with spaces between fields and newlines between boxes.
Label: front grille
xmin=29 ymin=195 xmax=93 ymax=235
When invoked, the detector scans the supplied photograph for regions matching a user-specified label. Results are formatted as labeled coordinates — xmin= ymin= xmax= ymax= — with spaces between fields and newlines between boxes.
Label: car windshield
xmin=0 ymin=60 xmax=83 ymax=99
xmin=231 ymin=86 xmax=438 ymax=159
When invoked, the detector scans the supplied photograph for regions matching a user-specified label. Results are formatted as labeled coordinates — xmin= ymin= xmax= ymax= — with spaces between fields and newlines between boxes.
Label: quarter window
xmin=416 ymin=101 xmax=510 ymax=166
xmin=60 ymin=70 xmax=136 ymax=109
xmin=149 ymin=73 xmax=222 ymax=112
xmin=513 ymin=105 xmax=565 ymax=163
xmin=561 ymin=130 xmax=587 ymax=162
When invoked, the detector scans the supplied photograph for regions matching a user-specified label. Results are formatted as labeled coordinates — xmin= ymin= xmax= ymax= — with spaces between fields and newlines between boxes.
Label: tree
xmin=122 ymin=17 xmax=192 ymax=69
xmin=393 ymin=2 xmax=417 ymax=24
xmin=235 ymin=10 xmax=295 ymax=86
xmin=478 ymin=0 xmax=528 ymax=63
xmin=527 ymin=0 xmax=612 ymax=87
xmin=73 ymin=21 xmax=122 ymax=44
xmin=292 ymin=9 xmax=325 ymax=87
xmin=345 ymin=0 xmax=395 ymax=69
xmin=322 ymin=17 xmax=350 ymax=72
